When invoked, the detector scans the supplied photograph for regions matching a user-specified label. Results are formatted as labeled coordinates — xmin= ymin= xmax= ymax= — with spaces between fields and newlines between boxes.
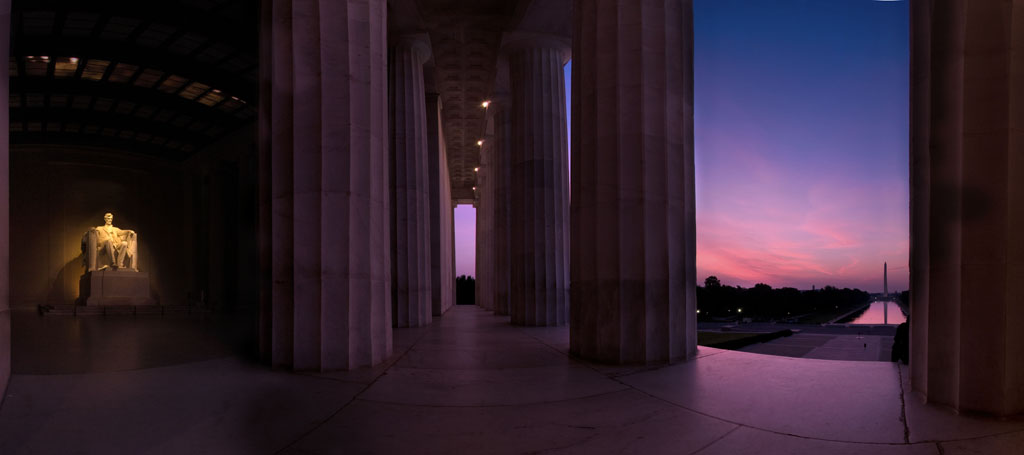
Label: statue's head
xmin=104 ymin=213 xmax=113 ymax=225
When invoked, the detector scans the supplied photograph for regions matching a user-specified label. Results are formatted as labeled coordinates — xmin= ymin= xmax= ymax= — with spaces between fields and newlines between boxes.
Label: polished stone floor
xmin=10 ymin=309 xmax=255 ymax=374
xmin=1 ymin=306 xmax=1022 ymax=454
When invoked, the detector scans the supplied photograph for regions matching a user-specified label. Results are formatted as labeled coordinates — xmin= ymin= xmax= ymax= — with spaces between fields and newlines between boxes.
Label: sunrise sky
xmin=455 ymin=0 xmax=909 ymax=293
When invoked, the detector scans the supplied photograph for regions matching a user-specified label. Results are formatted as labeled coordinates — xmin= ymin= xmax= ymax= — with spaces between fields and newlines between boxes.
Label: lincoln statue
xmin=82 ymin=212 xmax=139 ymax=272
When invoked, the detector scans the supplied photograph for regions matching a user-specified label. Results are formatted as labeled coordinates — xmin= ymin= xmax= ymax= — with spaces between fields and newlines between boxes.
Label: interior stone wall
xmin=0 ymin=0 xmax=13 ymax=405
xmin=9 ymin=145 xmax=187 ymax=308
xmin=183 ymin=124 xmax=260 ymax=316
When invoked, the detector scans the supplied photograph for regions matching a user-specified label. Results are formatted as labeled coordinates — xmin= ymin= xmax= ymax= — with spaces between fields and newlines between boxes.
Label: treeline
xmin=455 ymin=275 xmax=475 ymax=305
xmin=453 ymin=274 xmax=872 ymax=321
xmin=697 ymin=276 xmax=870 ymax=322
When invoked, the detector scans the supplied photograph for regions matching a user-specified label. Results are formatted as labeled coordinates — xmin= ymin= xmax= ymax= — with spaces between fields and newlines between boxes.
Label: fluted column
xmin=910 ymin=0 xmax=1024 ymax=416
xmin=426 ymin=93 xmax=454 ymax=316
xmin=506 ymin=34 xmax=570 ymax=326
xmin=492 ymin=97 xmax=512 ymax=316
xmin=390 ymin=34 xmax=433 ymax=327
xmin=260 ymin=0 xmax=391 ymax=371
xmin=0 ymin=0 xmax=11 ymax=402
xmin=570 ymin=0 xmax=696 ymax=364
xmin=475 ymin=139 xmax=495 ymax=310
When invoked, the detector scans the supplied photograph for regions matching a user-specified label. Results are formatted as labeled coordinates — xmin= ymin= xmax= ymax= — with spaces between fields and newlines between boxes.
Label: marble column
xmin=0 ymin=0 xmax=10 ymax=403
xmin=475 ymin=139 xmax=495 ymax=310
xmin=910 ymin=0 xmax=1024 ymax=416
xmin=258 ymin=0 xmax=274 ymax=364
xmin=260 ymin=0 xmax=391 ymax=371
xmin=492 ymin=98 xmax=512 ymax=316
xmin=505 ymin=34 xmax=570 ymax=326
xmin=569 ymin=0 xmax=696 ymax=364
xmin=390 ymin=34 xmax=433 ymax=327
xmin=450 ymin=203 xmax=457 ymax=293
xmin=426 ymin=93 xmax=454 ymax=317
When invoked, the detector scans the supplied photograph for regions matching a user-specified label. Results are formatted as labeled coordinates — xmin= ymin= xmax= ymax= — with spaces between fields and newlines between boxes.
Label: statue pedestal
xmin=78 ymin=270 xmax=155 ymax=306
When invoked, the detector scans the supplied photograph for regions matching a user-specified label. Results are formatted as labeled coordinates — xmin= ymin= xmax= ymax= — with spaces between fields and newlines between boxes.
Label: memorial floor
xmin=1 ymin=305 xmax=1022 ymax=454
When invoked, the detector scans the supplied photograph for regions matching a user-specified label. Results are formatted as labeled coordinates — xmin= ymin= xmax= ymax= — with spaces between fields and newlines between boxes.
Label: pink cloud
xmin=696 ymin=151 xmax=909 ymax=292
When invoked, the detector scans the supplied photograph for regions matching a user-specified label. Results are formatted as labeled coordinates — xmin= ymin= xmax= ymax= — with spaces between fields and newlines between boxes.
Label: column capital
xmin=476 ymin=136 xmax=494 ymax=180
xmin=392 ymin=32 xmax=432 ymax=62
xmin=501 ymin=31 xmax=570 ymax=64
xmin=486 ymin=90 xmax=510 ymax=111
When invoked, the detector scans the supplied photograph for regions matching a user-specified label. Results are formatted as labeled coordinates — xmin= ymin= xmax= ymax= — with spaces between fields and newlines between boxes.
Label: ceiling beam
xmin=17 ymin=0 xmax=257 ymax=55
xmin=12 ymin=77 xmax=244 ymax=127
xmin=13 ymin=107 xmax=211 ymax=147
xmin=11 ymin=132 xmax=189 ymax=160
xmin=15 ymin=38 xmax=256 ymax=101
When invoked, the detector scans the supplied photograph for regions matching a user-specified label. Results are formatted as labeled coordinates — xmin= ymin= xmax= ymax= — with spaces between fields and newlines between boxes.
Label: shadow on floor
xmin=11 ymin=308 xmax=258 ymax=374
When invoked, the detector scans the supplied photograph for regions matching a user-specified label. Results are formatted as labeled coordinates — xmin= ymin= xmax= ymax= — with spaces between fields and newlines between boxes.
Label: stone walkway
xmin=740 ymin=332 xmax=894 ymax=361
xmin=1 ymin=306 xmax=1022 ymax=454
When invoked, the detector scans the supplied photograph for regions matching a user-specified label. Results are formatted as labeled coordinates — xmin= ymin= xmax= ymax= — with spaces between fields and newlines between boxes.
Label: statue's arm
xmin=122 ymin=230 xmax=137 ymax=250
xmin=86 ymin=228 xmax=101 ymax=244
xmin=82 ymin=229 xmax=99 ymax=269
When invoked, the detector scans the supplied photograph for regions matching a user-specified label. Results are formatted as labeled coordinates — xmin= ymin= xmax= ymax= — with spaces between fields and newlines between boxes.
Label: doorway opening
xmin=692 ymin=0 xmax=910 ymax=362
xmin=453 ymin=204 xmax=476 ymax=305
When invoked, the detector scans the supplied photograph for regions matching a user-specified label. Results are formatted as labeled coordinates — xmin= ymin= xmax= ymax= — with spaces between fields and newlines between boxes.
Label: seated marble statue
xmin=81 ymin=212 xmax=138 ymax=272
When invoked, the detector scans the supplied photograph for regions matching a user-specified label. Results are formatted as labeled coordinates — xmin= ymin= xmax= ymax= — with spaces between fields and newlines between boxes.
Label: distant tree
xmin=696 ymin=277 xmax=869 ymax=322
xmin=455 ymin=275 xmax=476 ymax=306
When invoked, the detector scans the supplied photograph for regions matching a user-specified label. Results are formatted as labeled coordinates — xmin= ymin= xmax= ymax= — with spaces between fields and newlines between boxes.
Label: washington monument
xmin=884 ymin=262 xmax=888 ymax=324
